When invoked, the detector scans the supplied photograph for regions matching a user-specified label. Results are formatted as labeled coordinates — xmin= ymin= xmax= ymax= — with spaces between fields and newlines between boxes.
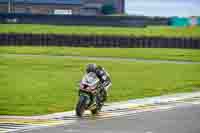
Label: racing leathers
xmin=87 ymin=65 xmax=112 ymax=102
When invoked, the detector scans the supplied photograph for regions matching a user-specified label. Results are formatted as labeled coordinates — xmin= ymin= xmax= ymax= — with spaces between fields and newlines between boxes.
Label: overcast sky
xmin=125 ymin=0 xmax=200 ymax=17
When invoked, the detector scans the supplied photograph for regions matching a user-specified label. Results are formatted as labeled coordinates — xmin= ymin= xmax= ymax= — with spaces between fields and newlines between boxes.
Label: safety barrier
xmin=0 ymin=33 xmax=199 ymax=49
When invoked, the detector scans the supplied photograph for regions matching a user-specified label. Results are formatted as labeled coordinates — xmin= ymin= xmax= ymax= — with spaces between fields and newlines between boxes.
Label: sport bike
xmin=76 ymin=72 xmax=105 ymax=117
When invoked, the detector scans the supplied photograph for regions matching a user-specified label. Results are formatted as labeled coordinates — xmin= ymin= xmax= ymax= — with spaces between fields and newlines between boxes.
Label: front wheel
xmin=76 ymin=96 xmax=87 ymax=117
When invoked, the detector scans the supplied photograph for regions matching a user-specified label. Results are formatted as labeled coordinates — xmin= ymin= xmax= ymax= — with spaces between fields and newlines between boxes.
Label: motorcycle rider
xmin=86 ymin=63 xmax=112 ymax=103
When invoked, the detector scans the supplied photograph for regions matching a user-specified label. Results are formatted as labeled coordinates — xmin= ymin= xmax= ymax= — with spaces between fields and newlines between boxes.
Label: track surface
xmin=1 ymin=54 xmax=200 ymax=64
xmin=19 ymin=104 xmax=200 ymax=133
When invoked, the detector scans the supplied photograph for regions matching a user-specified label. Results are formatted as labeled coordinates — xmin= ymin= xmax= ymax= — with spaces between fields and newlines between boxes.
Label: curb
xmin=1 ymin=92 xmax=200 ymax=120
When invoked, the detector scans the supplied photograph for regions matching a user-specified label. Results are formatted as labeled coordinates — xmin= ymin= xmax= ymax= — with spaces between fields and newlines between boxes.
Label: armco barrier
xmin=0 ymin=33 xmax=199 ymax=49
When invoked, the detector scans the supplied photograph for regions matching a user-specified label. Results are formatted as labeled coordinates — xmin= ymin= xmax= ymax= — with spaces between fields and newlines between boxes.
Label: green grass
xmin=0 ymin=46 xmax=200 ymax=62
xmin=0 ymin=55 xmax=200 ymax=115
xmin=0 ymin=24 xmax=200 ymax=38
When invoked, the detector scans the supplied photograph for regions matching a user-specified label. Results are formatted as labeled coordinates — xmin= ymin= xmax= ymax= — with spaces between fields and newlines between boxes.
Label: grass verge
xmin=0 ymin=55 xmax=200 ymax=115
xmin=0 ymin=24 xmax=200 ymax=38
xmin=0 ymin=46 xmax=200 ymax=62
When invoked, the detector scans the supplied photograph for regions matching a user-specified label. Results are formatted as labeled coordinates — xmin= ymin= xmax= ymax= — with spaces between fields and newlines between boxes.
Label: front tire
xmin=76 ymin=96 xmax=87 ymax=117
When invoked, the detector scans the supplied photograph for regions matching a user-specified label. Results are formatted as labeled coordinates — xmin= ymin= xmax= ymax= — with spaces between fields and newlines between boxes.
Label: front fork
xmin=79 ymin=90 xmax=97 ymax=110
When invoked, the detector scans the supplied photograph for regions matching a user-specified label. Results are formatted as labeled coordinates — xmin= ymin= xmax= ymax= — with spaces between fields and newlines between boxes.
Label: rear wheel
xmin=91 ymin=108 xmax=99 ymax=115
xmin=76 ymin=96 xmax=87 ymax=117
xmin=91 ymin=95 xmax=103 ymax=115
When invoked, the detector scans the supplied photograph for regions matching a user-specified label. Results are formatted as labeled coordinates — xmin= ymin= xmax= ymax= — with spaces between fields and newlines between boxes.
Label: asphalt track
xmin=18 ymin=104 xmax=200 ymax=133
xmin=1 ymin=54 xmax=200 ymax=64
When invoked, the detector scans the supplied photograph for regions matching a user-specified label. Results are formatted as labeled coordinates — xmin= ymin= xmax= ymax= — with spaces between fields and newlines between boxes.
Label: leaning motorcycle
xmin=76 ymin=72 xmax=105 ymax=117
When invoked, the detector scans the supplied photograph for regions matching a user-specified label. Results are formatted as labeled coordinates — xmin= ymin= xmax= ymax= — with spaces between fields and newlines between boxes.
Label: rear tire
xmin=76 ymin=96 xmax=87 ymax=117
xmin=91 ymin=96 xmax=103 ymax=115
xmin=91 ymin=108 xmax=99 ymax=115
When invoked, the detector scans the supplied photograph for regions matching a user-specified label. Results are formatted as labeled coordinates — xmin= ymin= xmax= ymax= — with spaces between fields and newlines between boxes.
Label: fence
xmin=0 ymin=33 xmax=199 ymax=49
xmin=0 ymin=13 xmax=169 ymax=27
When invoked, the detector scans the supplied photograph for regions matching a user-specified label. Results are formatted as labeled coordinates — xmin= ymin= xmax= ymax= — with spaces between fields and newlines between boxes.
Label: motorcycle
xmin=76 ymin=72 xmax=105 ymax=117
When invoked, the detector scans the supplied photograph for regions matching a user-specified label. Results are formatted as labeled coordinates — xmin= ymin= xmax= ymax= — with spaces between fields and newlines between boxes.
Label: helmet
xmin=86 ymin=63 xmax=97 ymax=73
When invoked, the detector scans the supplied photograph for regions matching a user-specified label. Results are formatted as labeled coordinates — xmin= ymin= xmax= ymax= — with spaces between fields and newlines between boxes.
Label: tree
xmin=101 ymin=4 xmax=115 ymax=15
